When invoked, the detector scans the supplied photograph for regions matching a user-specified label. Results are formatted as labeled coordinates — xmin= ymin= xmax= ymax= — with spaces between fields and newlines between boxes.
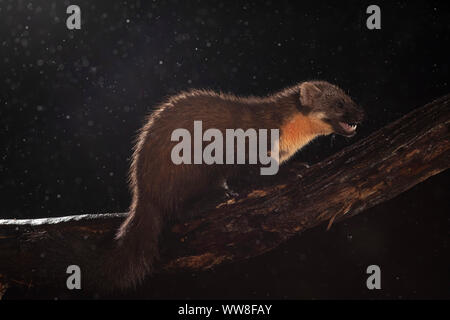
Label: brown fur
xmin=103 ymin=81 xmax=364 ymax=291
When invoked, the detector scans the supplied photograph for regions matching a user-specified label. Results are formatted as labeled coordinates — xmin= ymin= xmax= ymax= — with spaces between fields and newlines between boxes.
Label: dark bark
xmin=0 ymin=95 xmax=449 ymax=292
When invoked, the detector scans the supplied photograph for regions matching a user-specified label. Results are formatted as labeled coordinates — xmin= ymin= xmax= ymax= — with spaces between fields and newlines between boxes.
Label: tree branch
xmin=0 ymin=95 xmax=449 ymax=292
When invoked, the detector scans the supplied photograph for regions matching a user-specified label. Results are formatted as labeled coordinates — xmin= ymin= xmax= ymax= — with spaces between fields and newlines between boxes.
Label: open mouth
xmin=339 ymin=121 xmax=358 ymax=134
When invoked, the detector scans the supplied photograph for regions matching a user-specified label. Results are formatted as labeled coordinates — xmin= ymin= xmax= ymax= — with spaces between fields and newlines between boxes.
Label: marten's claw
xmin=225 ymin=189 xmax=239 ymax=199
xmin=223 ymin=181 xmax=239 ymax=198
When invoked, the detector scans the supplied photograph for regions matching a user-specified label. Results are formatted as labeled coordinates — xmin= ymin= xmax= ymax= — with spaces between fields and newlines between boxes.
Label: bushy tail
xmin=86 ymin=203 xmax=162 ymax=295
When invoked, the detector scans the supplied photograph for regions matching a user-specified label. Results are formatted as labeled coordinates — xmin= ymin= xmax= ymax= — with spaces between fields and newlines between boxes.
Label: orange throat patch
xmin=279 ymin=112 xmax=333 ymax=163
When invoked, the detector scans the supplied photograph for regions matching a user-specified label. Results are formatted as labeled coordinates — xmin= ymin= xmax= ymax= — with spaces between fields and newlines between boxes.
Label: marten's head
xmin=299 ymin=81 xmax=365 ymax=137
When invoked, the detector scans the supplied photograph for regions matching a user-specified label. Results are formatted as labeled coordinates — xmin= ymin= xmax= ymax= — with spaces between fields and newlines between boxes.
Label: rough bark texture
xmin=0 ymin=95 xmax=449 ymax=293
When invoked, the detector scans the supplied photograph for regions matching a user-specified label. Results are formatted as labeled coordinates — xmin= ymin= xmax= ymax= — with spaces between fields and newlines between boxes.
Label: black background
xmin=1 ymin=0 xmax=449 ymax=299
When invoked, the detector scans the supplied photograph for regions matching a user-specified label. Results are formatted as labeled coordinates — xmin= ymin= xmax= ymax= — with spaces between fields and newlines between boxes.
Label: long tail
xmin=87 ymin=202 xmax=162 ymax=294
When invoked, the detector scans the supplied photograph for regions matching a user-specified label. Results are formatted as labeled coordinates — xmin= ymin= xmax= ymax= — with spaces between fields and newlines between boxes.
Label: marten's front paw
xmin=223 ymin=181 xmax=239 ymax=198
xmin=225 ymin=189 xmax=239 ymax=198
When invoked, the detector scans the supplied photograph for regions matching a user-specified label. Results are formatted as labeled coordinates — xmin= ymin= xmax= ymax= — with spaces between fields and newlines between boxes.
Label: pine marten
xmin=100 ymin=81 xmax=364 ymax=291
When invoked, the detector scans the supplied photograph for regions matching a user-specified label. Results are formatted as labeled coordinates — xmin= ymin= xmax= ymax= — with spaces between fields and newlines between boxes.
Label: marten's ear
xmin=299 ymin=82 xmax=322 ymax=107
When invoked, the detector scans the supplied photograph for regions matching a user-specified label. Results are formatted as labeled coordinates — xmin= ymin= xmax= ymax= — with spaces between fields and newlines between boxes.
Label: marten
xmin=98 ymin=81 xmax=364 ymax=291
